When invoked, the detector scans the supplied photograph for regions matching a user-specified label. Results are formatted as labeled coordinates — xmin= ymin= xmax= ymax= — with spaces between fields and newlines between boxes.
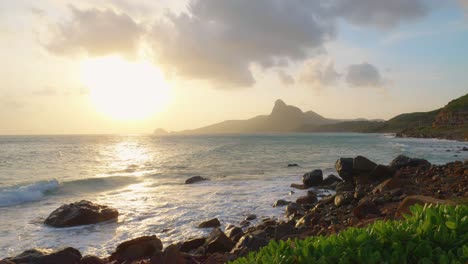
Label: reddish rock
xmin=180 ymin=237 xmax=206 ymax=253
xmin=396 ymin=195 xmax=455 ymax=217
xmin=150 ymin=245 xmax=185 ymax=264
xmin=110 ymin=235 xmax=163 ymax=262
xmin=296 ymin=195 xmax=317 ymax=205
xmin=353 ymin=199 xmax=380 ymax=220
xmin=79 ymin=255 xmax=106 ymax=264
xmin=204 ymin=228 xmax=235 ymax=254
xmin=7 ymin=248 xmax=82 ymax=264
xmin=373 ymin=178 xmax=402 ymax=193
xmin=198 ymin=218 xmax=221 ymax=228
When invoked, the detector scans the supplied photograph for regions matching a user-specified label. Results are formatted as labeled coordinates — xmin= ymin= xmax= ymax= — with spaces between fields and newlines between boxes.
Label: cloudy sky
xmin=1 ymin=0 xmax=467 ymax=134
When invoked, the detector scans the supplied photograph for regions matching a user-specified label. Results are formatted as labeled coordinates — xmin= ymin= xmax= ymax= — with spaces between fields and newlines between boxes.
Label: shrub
xmin=231 ymin=204 xmax=468 ymax=264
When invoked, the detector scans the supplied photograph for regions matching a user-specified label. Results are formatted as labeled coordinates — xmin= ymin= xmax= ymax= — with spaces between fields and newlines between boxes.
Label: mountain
xmin=178 ymin=99 xmax=337 ymax=134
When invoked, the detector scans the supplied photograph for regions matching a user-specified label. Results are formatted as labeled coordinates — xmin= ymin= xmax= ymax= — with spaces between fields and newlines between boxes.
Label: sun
xmin=80 ymin=56 xmax=171 ymax=120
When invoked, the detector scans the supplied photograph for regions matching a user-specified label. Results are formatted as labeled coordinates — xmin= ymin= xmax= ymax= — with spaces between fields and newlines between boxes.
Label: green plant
xmin=231 ymin=204 xmax=468 ymax=264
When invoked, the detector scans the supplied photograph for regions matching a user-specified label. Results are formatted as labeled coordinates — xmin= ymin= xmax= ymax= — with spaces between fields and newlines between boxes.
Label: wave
xmin=0 ymin=179 xmax=59 ymax=207
xmin=0 ymin=176 xmax=139 ymax=208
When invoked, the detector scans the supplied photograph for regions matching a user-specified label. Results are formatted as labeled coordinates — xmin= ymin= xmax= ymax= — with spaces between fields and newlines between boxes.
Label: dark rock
xmin=295 ymin=213 xmax=319 ymax=229
xmin=0 ymin=260 xmax=14 ymax=264
xmin=79 ymin=255 xmax=106 ymax=264
xmin=334 ymin=193 xmax=353 ymax=207
xmin=8 ymin=247 xmax=82 ymax=264
xmin=389 ymin=155 xmax=430 ymax=169
xmin=373 ymin=178 xmax=402 ymax=193
xmin=198 ymin=218 xmax=221 ymax=228
xmin=273 ymin=199 xmax=291 ymax=207
xmin=462 ymin=147 xmax=468 ymax=151
xmin=288 ymin=164 xmax=299 ymax=167
xmin=44 ymin=200 xmax=118 ymax=228
xmin=204 ymin=228 xmax=235 ymax=254
xmin=353 ymin=156 xmax=377 ymax=172
xmin=110 ymin=235 xmax=163 ymax=262
xmin=302 ymin=169 xmax=323 ymax=187
xmin=296 ymin=195 xmax=317 ymax=205
xmin=290 ymin=183 xmax=308 ymax=190
xmin=368 ymin=165 xmax=395 ymax=182
xmin=150 ymin=244 xmax=185 ymax=264
xmin=285 ymin=203 xmax=301 ymax=217
xmin=335 ymin=181 xmax=355 ymax=193
xmin=322 ymin=174 xmax=343 ymax=186
xmin=226 ymin=226 xmax=244 ymax=242
xmin=231 ymin=234 xmax=268 ymax=256
xmin=353 ymin=199 xmax=380 ymax=220
xmin=335 ymin=158 xmax=354 ymax=182
xmin=245 ymin=214 xmax=256 ymax=221
xmin=185 ymin=176 xmax=209 ymax=184
xmin=274 ymin=222 xmax=295 ymax=240
xmin=179 ymin=237 xmax=205 ymax=253
xmin=239 ymin=220 xmax=250 ymax=227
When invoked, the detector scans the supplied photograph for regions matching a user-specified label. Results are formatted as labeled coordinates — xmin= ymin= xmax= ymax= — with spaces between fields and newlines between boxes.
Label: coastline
xmin=2 ymin=154 xmax=467 ymax=264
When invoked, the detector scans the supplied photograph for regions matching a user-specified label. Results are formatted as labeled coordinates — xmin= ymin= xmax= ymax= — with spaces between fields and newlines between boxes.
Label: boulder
xmin=110 ymin=235 xmax=163 ymax=262
xmin=273 ymin=199 xmax=291 ymax=207
xmin=198 ymin=218 xmax=221 ymax=228
xmin=179 ymin=237 xmax=205 ymax=253
xmin=296 ymin=195 xmax=317 ymax=205
xmin=288 ymin=164 xmax=299 ymax=167
xmin=185 ymin=176 xmax=209 ymax=184
xmin=396 ymin=195 xmax=455 ymax=216
xmin=368 ymin=165 xmax=395 ymax=182
xmin=389 ymin=155 xmax=430 ymax=169
xmin=44 ymin=200 xmax=118 ymax=228
xmin=231 ymin=234 xmax=268 ymax=256
xmin=7 ymin=248 xmax=82 ymax=264
xmin=225 ymin=226 xmax=244 ymax=242
xmin=353 ymin=156 xmax=377 ymax=173
xmin=334 ymin=193 xmax=353 ymax=207
xmin=285 ymin=203 xmax=301 ymax=217
xmin=335 ymin=181 xmax=355 ymax=193
xmin=322 ymin=174 xmax=343 ymax=186
xmin=204 ymin=228 xmax=235 ymax=254
xmin=335 ymin=158 xmax=354 ymax=182
xmin=150 ymin=245 xmax=185 ymax=264
xmin=244 ymin=214 xmax=256 ymax=221
xmin=302 ymin=169 xmax=323 ymax=187
xmin=79 ymin=255 xmax=106 ymax=264
xmin=295 ymin=213 xmax=319 ymax=229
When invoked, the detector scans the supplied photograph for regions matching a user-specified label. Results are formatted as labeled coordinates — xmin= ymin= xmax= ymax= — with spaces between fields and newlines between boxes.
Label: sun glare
xmin=81 ymin=56 xmax=171 ymax=120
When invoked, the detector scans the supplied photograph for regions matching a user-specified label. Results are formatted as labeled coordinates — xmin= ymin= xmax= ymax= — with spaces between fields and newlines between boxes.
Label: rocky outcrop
xmin=432 ymin=109 xmax=468 ymax=128
xmin=198 ymin=218 xmax=221 ymax=228
xmin=204 ymin=228 xmax=235 ymax=254
xmin=185 ymin=176 xmax=209 ymax=184
xmin=110 ymin=235 xmax=163 ymax=262
xmin=6 ymin=248 xmax=81 ymax=264
xmin=302 ymin=169 xmax=323 ymax=187
xmin=44 ymin=200 xmax=118 ymax=228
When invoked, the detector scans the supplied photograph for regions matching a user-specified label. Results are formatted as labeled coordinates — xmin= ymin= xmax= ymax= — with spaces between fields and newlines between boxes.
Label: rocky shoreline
xmin=1 ymin=155 xmax=467 ymax=264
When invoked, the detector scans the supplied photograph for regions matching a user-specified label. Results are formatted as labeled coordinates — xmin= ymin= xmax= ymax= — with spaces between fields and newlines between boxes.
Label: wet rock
xmin=185 ymin=176 xmax=209 ymax=184
xmin=179 ymin=237 xmax=205 ymax=253
xmin=239 ymin=220 xmax=250 ymax=227
xmin=0 ymin=260 xmax=14 ymax=264
xmin=396 ymin=195 xmax=455 ymax=217
xmin=353 ymin=156 xmax=377 ymax=173
xmin=462 ymin=147 xmax=468 ymax=151
xmin=335 ymin=158 xmax=354 ymax=182
xmin=150 ymin=244 xmax=185 ymax=264
xmin=8 ymin=247 xmax=82 ymax=264
xmin=389 ymin=155 xmax=430 ymax=169
xmin=368 ymin=165 xmax=395 ymax=182
xmin=198 ymin=218 xmax=221 ymax=228
xmin=290 ymin=183 xmax=308 ymax=190
xmin=79 ymin=255 xmax=106 ymax=264
xmin=295 ymin=213 xmax=319 ymax=229
xmin=245 ymin=214 xmax=257 ymax=221
xmin=335 ymin=181 xmax=355 ymax=193
xmin=296 ymin=195 xmax=317 ymax=205
xmin=273 ymin=199 xmax=291 ymax=207
xmin=302 ymin=169 xmax=323 ymax=187
xmin=204 ymin=228 xmax=235 ymax=254
xmin=322 ymin=174 xmax=343 ymax=186
xmin=285 ymin=203 xmax=301 ymax=217
xmin=110 ymin=235 xmax=163 ymax=262
xmin=44 ymin=200 xmax=118 ymax=228
xmin=231 ymin=234 xmax=268 ymax=256
xmin=226 ymin=226 xmax=244 ymax=242
xmin=288 ymin=164 xmax=299 ymax=167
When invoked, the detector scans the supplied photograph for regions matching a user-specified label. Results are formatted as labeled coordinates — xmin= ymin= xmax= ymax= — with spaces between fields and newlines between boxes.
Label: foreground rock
xmin=302 ymin=169 xmax=323 ymax=187
xmin=110 ymin=235 xmax=163 ymax=262
xmin=185 ymin=176 xmax=209 ymax=184
xmin=44 ymin=200 xmax=118 ymax=228
xmin=198 ymin=218 xmax=221 ymax=228
xmin=5 ymin=248 xmax=81 ymax=264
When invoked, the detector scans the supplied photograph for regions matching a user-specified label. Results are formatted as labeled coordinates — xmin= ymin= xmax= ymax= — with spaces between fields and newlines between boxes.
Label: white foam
xmin=0 ymin=179 xmax=59 ymax=207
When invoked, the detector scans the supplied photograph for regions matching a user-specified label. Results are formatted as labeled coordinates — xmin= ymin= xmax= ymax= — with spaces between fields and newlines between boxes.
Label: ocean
xmin=0 ymin=133 xmax=467 ymax=257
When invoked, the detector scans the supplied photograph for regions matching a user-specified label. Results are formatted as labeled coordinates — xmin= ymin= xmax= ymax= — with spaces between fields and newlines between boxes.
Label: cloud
xmin=45 ymin=5 xmax=143 ymax=57
xmin=277 ymin=70 xmax=295 ymax=86
xmin=328 ymin=0 xmax=429 ymax=29
xmin=346 ymin=62 xmax=385 ymax=88
xmin=298 ymin=59 xmax=341 ymax=90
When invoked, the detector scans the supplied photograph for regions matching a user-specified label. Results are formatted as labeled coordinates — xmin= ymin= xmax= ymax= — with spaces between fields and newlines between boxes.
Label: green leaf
xmin=445 ymin=221 xmax=457 ymax=230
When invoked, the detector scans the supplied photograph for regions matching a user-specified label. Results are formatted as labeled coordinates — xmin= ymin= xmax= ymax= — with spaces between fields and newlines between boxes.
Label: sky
xmin=0 ymin=0 xmax=467 ymax=135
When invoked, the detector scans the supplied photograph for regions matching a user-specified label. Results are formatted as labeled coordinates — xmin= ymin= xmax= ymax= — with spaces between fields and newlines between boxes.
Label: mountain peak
xmin=274 ymin=99 xmax=286 ymax=107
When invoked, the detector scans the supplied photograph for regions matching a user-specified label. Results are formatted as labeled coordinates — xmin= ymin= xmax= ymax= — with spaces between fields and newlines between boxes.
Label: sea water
xmin=0 ymin=133 xmax=467 ymax=257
